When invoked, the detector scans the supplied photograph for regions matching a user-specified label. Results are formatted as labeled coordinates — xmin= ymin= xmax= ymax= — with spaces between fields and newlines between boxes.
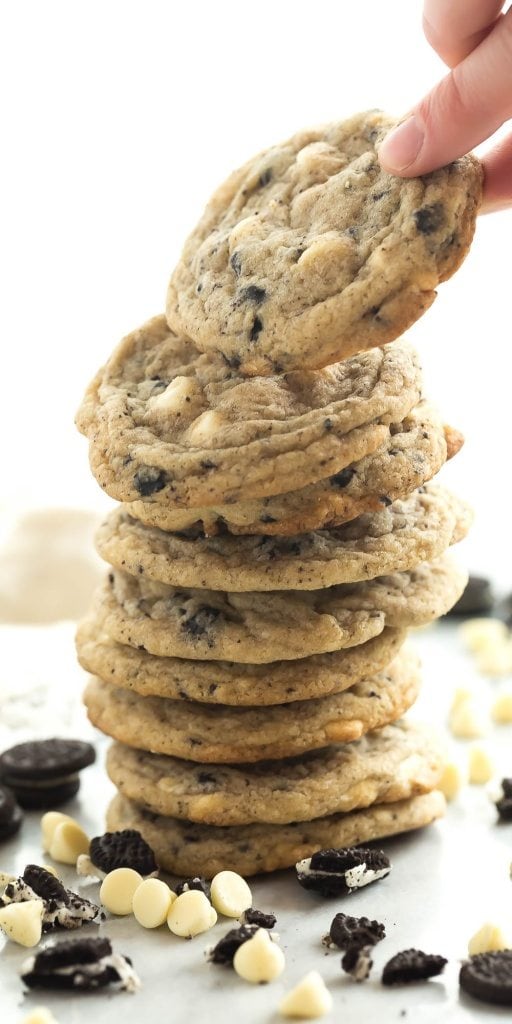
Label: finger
xmin=423 ymin=0 xmax=504 ymax=67
xmin=480 ymin=132 xmax=512 ymax=212
xmin=378 ymin=9 xmax=512 ymax=177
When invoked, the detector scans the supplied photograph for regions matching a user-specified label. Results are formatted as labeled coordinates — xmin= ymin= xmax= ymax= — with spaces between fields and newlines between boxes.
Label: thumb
xmin=379 ymin=8 xmax=512 ymax=176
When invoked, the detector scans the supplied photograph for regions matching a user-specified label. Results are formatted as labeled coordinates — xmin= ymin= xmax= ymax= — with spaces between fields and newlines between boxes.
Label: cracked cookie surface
xmin=84 ymin=648 xmax=419 ymax=762
xmin=166 ymin=110 xmax=482 ymax=374
xmin=76 ymin=315 xmax=421 ymax=507
xmin=105 ymin=721 xmax=443 ymax=825
xmin=107 ymin=790 xmax=446 ymax=876
xmin=96 ymin=485 xmax=470 ymax=591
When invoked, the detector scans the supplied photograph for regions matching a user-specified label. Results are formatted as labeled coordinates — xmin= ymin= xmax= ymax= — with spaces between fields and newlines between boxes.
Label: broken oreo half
xmin=296 ymin=847 xmax=390 ymax=897
xmin=20 ymin=936 xmax=140 ymax=992
xmin=324 ymin=911 xmax=385 ymax=950
xmin=382 ymin=948 xmax=447 ymax=985
xmin=1 ymin=864 xmax=100 ymax=931
xmin=78 ymin=829 xmax=157 ymax=878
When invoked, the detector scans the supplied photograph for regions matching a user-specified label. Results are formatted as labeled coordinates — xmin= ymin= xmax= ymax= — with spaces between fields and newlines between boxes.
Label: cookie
xmin=105 ymin=721 xmax=443 ymax=824
xmin=93 ymin=556 xmax=467 ymax=663
xmin=76 ymin=315 xmax=421 ymax=507
xmin=165 ymin=110 xmax=482 ymax=375
xmin=382 ymin=948 xmax=447 ymax=984
xmin=0 ymin=785 xmax=23 ymax=841
xmin=459 ymin=951 xmax=512 ymax=1006
xmin=0 ymin=739 xmax=96 ymax=810
xmin=96 ymin=485 xmax=470 ymax=592
xmin=76 ymin=612 xmax=405 ymax=706
xmin=106 ymin=790 xmax=446 ymax=876
xmin=125 ymin=404 xmax=462 ymax=536
xmin=84 ymin=648 xmax=420 ymax=763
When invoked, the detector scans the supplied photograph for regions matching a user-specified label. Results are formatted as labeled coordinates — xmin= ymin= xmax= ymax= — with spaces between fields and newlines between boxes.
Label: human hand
xmin=378 ymin=1 xmax=512 ymax=212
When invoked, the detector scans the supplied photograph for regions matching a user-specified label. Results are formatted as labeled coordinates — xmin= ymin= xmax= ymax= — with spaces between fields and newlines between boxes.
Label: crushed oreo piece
xmin=240 ymin=907 xmax=276 ymax=929
xmin=460 ymin=950 xmax=512 ymax=1006
xmin=175 ymin=876 xmax=210 ymax=899
xmin=88 ymin=829 xmax=157 ymax=877
xmin=330 ymin=467 xmax=356 ymax=489
xmin=1 ymin=865 xmax=100 ymax=931
xmin=413 ymin=203 xmax=445 ymax=235
xmin=342 ymin=944 xmax=373 ymax=982
xmin=133 ymin=466 xmax=167 ymax=497
xmin=0 ymin=785 xmax=23 ymax=841
xmin=447 ymin=575 xmax=495 ymax=617
xmin=382 ymin=949 xmax=447 ymax=985
xmin=0 ymin=739 xmax=95 ymax=809
xmin=20 ymin=936 xmax=140 ymax=992
xmin=495 ymin=779 xmax=512 ymax=821
xmin=323 ymin=912 xmax=385 ymax=950
xmin=206 ymin=924 xmax=257 ymax=965
xmin=296 ymin=847 xmax=390 ymax=897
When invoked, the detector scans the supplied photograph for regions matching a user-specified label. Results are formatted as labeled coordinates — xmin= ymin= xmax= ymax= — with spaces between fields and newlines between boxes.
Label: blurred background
xmin=1 ymin=0 xmax=511 ymax=648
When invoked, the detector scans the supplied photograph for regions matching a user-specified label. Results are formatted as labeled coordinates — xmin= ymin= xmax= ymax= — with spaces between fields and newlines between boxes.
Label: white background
xmin=1 ymin=0 xmax=511 ymax=583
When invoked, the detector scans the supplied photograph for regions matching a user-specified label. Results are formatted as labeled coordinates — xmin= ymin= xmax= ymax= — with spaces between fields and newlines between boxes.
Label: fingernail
xmin=378 ymin=116 xmax=424 ymax=173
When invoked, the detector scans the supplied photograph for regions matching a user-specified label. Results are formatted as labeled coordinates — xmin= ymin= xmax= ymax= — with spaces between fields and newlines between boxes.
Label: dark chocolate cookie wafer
xmin=0 ymin=785 xmax=23 ymax=841
xmin=0 ymin=739 xmax=95 ymax=809
xmin=296 ymin=846 xmax=390 ymax=897
xmin=382 ymin=948 xmax=447 ymax=985
xmin=460 ymin=950 xmax=512 ymax=1006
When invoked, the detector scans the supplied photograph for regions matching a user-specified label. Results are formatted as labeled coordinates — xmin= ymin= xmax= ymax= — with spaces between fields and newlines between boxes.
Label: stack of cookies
xmin=76 ymin=111 xmax=482 ymax=877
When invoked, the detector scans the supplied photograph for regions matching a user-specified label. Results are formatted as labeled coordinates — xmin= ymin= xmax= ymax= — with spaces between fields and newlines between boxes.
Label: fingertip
xmin=378 ymin=116 xmax=426 ymax=176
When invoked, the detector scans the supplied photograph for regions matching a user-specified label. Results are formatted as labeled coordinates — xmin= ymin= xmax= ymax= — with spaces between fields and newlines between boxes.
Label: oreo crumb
xmin=240 ymin=908 xmax=276 ymax=929
xmin=175 ymin=877 xmax=211 ymax=899
xmin=206 ymin=924 xmax=257 ymax=965
xmin=324 ymin=911 xmax=385 ymax=950
xmin=342 ymin=944 xmax=373 ymax=981
xmin=413 ymin=203 xmax=445 ymax=235
xmin=133 ymin=467 xmax=167 ymax=496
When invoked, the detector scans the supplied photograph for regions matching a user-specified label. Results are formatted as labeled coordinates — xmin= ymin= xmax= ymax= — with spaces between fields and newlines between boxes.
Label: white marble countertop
xmin=2 ymin=621 xmax=512 ymax=1023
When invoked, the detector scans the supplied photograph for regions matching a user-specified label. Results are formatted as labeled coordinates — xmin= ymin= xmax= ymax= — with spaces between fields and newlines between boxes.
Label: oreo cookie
xmin=460 ymin=950 xmax=512 ymax=1006
xmin=323 ymin=912 xmax=385 ymax=950
xmin=175 ymin=876 xmax=210 ymax=898
xmin=206 ymin=924 xmax=258 ymax=965
xmin=495 ymin=779 xmax=512 ymax=821
xmin=382 ymin=949 xmax=447 ymax=985
xmin=88 ymin=829 xmax=157 ymax=877
xmin=1 ymin=864 xmax=100 ymax=931
xmin=0 ymin=784 xmax=23 ymax=841
xmin=342 ymin=944 xmax=373 ymax=981
xmin=447 ymin=575 xmax=494 ymax=617
xmin=0 ymin=739 xmax=95 ymax=809
xmin=296 ymin=847 xmax=391 ymax=897
xmin=20 ymin=935 xmax=140 ymax=992
xmin=240 ymin=908 xmax=276 ymax=929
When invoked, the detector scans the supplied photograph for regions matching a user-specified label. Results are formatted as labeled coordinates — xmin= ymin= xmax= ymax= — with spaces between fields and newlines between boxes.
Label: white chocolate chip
xmin=233 ymin=927 xmax=285 ymax=983
xmin=0 ymin=898 xmax=44 ymax=947
xmin=449 ymin=697 xmax=486 ymax=739
xmin=279 ymin=970 xmax=333 ymax=1018
xmin=0 ymin=871 xmax=16 ymax=891
xmin=451 ymin=686 xmax=475 ymax=710
xmin=468 ymin=922 xmax=512 ymax=956
xmin=48 ymin=821 xmax=90 ymax=864
xmin=476 ymin=643 xmax=512 ymax=677
xmin=167 ymin=889 xmax=217 ymax=938
xmin=100 ymin=867 xmax=143 ymax=916
xmin=492 ymin=689 xmax=512 ymax=724
xmin=147 ymin=375 xmax=198 ymax=415
xmin=210 ymin=870 xmax=252 ymax=918
xmin=459 ymin=618 xmax=509 ymax=654
xmin=438 ymin=760 xmax=466 ymax=801
xmin=133 ymin=878 xmax=176 ymax=929
xmin=21 ymin=1008 xmax=60 ymax=1024
xmin=40 ymin=811 xmax=76 ymax=853
xmin=186 ymin=410 xmax=222 ymax=445
xmin=468 ymin=744 xmax=494 ymax=784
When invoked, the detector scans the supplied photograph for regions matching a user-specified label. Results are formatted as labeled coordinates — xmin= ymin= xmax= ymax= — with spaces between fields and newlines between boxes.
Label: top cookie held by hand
xmin=166 ymin=111 xmax=482 ymax=375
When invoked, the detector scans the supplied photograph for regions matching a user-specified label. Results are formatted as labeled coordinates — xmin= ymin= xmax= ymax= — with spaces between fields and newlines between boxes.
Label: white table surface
xmin=2 ymin=619 xmax=512 ymax=1023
